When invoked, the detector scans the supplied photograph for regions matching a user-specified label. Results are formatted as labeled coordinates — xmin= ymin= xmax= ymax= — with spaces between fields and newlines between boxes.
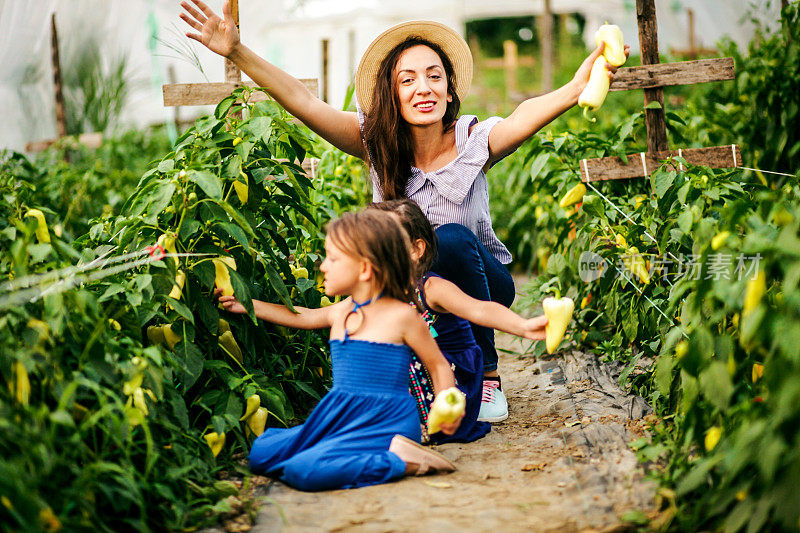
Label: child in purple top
xmin=370 ymin=200 xmax=548 ymax=442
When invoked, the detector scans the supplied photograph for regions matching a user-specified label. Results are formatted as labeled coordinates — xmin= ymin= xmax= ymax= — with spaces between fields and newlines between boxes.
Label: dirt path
xmin=249 ymin=331 xmax=657 ymax=532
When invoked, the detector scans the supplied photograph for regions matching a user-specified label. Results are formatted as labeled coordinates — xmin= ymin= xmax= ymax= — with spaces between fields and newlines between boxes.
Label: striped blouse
xmin=359 ymin=112 xmax=513 ymax=265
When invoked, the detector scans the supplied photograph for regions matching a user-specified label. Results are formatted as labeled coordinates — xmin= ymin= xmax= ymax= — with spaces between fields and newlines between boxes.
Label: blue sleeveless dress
xmin=248 ymin=338 xmax=421 ymax=491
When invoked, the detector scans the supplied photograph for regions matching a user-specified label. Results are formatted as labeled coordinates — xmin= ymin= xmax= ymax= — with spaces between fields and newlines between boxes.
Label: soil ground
xmin=247 ymin=326 xmax=657 ymax=532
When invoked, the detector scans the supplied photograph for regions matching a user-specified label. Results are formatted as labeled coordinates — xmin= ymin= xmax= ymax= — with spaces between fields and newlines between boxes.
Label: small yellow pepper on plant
xmin=240 ymin=394 xmax=261 ymax=421
xmin=247 ymin=407 xmax=268 ymax=437
xmin=751 ymin=363 xmax=764 ymax=383
xmin=25 ymin=209 xmax=51 ymax=244
xmin=742 ymin=269 xmax=766 ymax=318
xmin=705 ymin=427 xmax=722 ymax=451
xmin=559 ymin=183 xmax=587 ymax=208
xmin=205 ymin=432 xmax=226 ymax=457
xmin=213 ymin=257 xmax=237 ymax=297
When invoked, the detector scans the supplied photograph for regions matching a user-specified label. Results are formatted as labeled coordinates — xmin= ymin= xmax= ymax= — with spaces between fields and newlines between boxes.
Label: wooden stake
xmin=224 ymin=0 xmax=241 ymax=83
xmin=503 ymin=40 xmax=518 ymax=102
xmin=322 ymin=39 xmax=329 ymax=103
xmin=50 ymin=13 xmax=67 ymax=138
xmin=540 ymin=0 xmax=554 ymax=93
xmin=636 ymin=0 xmax=668 ymax=153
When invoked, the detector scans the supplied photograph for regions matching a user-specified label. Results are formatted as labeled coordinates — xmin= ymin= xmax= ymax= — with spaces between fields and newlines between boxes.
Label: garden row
xmin=0 ymin=89 xmax=366 ymax=532
xmin=507 ymin=6 xmax=800 ymax=531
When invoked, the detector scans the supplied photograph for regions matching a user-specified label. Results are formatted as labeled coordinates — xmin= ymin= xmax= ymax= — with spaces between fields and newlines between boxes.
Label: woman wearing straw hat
xmin=180 ymin=0 xmax=628 ymax=423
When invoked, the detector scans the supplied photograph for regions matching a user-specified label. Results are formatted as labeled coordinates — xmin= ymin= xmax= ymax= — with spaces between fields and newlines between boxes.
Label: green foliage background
xmin=1 ymin=3 xmax=799 ymax=531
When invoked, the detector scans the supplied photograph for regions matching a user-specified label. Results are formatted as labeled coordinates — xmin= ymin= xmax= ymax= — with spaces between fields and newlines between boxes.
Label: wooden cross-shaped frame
xmin=578 ymin=0 xmax=741 ymax=183
xmin=162 ymin=0 xmax=319 ymax=175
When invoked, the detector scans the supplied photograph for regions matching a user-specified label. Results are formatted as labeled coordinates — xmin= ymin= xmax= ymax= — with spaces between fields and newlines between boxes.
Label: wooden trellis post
xmin=26 ymin=13 xmax=103 ymax=153
xmin=578 ymin=0 xmax=741 ymax=183
xmin=163 ymin=1 xmax=319 ymax=173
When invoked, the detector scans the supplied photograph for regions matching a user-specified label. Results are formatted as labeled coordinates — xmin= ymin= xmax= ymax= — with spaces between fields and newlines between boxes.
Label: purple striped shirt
xmin=359 ymin=112 xmax=512 ymax=264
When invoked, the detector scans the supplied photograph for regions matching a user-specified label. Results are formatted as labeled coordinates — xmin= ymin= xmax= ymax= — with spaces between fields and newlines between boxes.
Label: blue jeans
xmin=430 ymin=223 xmax=515 ymax=372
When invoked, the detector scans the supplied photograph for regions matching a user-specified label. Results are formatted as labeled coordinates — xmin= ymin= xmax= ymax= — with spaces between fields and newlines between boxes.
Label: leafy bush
xmin=0 ymin=88 xmax=346 ymax=531
xmin=505 ymin=10 xmax=800 ymax=524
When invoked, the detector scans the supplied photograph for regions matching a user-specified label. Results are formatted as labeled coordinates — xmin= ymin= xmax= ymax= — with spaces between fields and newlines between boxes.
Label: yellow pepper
xmin=559 ymin=183 xmax=587 ymax=208
xmin=163 ymin=324 xmax=182 ymax=350
xmin=234 ymin=171 xmax=248 ymax=204
xmin=38 ymin=506 xmax=62 ymax=532
xmin=705 ymin=426 xmax=722 ymax=451
xmin=9 ymin=360 xmax=30 ymax=406
xmin=543 ymin=296 xmax=575 ymax=354
xmin=123 ymin=372 xmax=144 ymax=396
xmin=218 ymin=330 xmax=243 ymax=363
xmin=751 ymin=363 xmax=764 ymax=383
xmin=772 ymin=208 xmax=793 ymax=226
xmin=624 ymin=247 xmax=651 ymax=284
xmin=147 ymin=325 xmax=166 ymax=346
xmin=615 ymin=233 xmax=627 ymax=248
xmin=204 ymin=432 xmax=226 ymax=457
xmin=595 ymin=24 xmax=626 ymax=67
xmin=246 ymin=407 xmax=268 ymax=437
xmin=742 ymin=269 xmax=766 ymax=318
xmin=25 ymin=209 xmax=51 ymax=243
xmin=213 ymin=257 xmax=237 ymax=297
xmin=132 ymin=387 xmax=149 ymax=416
xmin=320 ymin=296 xmax=334 ymax=307
xmin=168 ymin=270 xmax=186 ymax=301
xmin=427 ymin=387 xmax=466 ymax=434
xmin=537 ymin=248 xmax=550 ymax=273
xmin=711 ymin=231 xmax=730 ymax=251
xmin=157 ymin=233 xmax=178 ymax=269
xmin=240 ymin=394 xmax=261 ymax=421
xmin=292 ymin=266 xmax=309 ymax=280
xmin=578 ymin=56 xmax=611 ymax=121
xmin=675 ymin=340 xmax=688 ymax=360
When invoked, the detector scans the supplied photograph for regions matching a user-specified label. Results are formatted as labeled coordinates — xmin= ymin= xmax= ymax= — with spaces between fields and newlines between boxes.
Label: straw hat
xmin=355 ymin=20 xmax=473 ymax=113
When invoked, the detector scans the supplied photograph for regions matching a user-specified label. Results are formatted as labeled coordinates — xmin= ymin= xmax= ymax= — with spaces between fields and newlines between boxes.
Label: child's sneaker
xmin=477 ymin=378 xmax=508 ymax=422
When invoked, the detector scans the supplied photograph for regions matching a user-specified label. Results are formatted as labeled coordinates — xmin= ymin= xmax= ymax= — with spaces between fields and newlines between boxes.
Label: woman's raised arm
xmin=486 ymin=43 xmax=629 ymax=163
xmin=181 ymin=0 xmax=365 ymax=158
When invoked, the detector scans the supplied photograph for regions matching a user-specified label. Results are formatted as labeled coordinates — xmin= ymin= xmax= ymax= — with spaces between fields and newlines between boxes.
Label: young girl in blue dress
xmin=217 ymin=209 xmax=462 ymax=491
xmin=370 ymin=199 xmax=548 ymax=442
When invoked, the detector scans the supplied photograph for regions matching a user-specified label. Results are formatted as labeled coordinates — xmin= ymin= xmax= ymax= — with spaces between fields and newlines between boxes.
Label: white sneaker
xmin=477 ymin=380 xmax=508 ymax=422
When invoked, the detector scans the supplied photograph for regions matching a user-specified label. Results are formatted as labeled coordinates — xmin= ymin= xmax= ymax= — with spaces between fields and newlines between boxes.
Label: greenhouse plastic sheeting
xmin=0 ymin=0 xmax=780 ymax=152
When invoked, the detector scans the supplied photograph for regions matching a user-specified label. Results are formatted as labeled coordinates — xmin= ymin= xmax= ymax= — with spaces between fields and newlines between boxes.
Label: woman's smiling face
xmin=394 ymin=44 xmax=452 ymax=126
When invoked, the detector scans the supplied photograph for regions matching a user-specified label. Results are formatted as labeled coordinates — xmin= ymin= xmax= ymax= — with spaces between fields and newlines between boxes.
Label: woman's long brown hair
xmin=326 ymin=210 xmax=415 ymax=303
xmin=362 ymin=37 xmax=461 ymax=200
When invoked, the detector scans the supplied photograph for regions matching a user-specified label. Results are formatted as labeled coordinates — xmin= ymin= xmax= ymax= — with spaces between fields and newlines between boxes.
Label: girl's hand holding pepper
xmin=520 ymin=315 xmax=549 ymax=341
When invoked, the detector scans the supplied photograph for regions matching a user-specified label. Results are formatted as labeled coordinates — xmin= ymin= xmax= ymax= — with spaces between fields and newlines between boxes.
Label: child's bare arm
xmin=424 ymin=277 xmax=548 ymax=340
xmin=402 ymin=308 xmax=461 ymax=434
xmin=402 ymin=309 xmax=456 ymax=393
xmin=217 ymin=289 xmax=342 ymax=329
